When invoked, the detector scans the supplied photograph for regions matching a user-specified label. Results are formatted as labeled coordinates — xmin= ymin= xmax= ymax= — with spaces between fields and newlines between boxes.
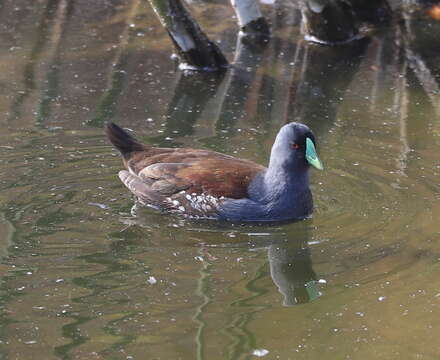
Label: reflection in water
xmin=193 ymin=247 xmax=212 ymax=360
xmin=201 ymin=35 xmax=270 ymax=151
xmin=123 ymin=206 xmax=321 ymax=307
xmin=120 ymin=206 xmax=321 ymax=359
xmin=0 ymin=212 xmax=14 ymax=259
xmin=268 ymin=237 xmax=320 ymax=306
xmin=87 ymin=0 xmax=142 ymax=128
xmin=215 ymin=36 xmax=267 ymax=133
xmin=9 ymin=0 xmax=59 ymax=120
xmin=153 ymin=72 xmax=224 ymax=145
xmin=287 ymin=38 xmax=369 ymax=136
xmin=36 ymin=0 xmax=74 ymax=126
xmin=400 ymin=5 xmax=440 ymax=117
xmin=7 ymin=0 xmax=72 ymax=124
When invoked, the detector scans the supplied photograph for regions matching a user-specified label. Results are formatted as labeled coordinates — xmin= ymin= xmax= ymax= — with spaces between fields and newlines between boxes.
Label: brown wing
xmin=118 ymin=157 xmax=264 ymax=218
xmin=125 ymin=148 xmax=265 ymax=199
xmin=107 ymin=122 xmax=265 ymax=216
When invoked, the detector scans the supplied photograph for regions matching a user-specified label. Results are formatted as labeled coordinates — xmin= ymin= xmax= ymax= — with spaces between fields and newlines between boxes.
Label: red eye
xmin=291 ymin=143 xmax=300 ymax=149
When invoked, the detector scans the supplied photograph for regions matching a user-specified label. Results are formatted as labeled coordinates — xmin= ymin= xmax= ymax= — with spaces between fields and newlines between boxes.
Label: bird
xmin=106 ymin=122 xmax=323 ymax=222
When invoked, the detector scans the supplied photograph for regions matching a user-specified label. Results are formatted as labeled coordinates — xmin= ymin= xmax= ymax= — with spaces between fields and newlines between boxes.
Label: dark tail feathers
xmin=106 ymin=122 xmax=145 ymax=158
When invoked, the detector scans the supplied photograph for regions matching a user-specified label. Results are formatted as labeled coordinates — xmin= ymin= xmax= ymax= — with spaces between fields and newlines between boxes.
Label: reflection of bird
xmin=268 ymin=243 xmax=320 ymax=306
xmin=106 ymin=122 xmax=323 ymax=222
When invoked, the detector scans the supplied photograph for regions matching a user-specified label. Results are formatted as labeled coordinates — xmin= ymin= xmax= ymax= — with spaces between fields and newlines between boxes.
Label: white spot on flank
xmin=185 ymin=194 xmax=192 ymax=200
xmin=128 ymin=166 xmax=137 ymax=176
xmin=178 ymin=206 xmax=185 ymax=212
xmin=172 ymin=200 xmax=180 ymax=206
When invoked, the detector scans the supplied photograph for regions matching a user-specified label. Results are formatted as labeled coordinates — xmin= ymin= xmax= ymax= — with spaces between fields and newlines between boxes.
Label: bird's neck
xmin=265 ymin=152 xmax=309 ymax=190
xmin=264 ymin=165 xmax=309 ymax=192
xmin=247 ymin=160 xmax=310 ymax=206
xmin=248 ymin=140 xmax=311 ymax=203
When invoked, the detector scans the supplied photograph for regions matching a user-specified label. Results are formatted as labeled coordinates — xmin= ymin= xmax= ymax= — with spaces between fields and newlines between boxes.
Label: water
xmin=1 ymin=1 xmax=440 ymax=359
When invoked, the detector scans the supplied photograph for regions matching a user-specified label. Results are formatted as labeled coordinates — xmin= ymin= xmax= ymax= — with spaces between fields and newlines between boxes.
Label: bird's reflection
xmin=244 ymin=223 xmax=322 ymax=306
xmin=268 ymin=238 xmax=320 ymax=306
xmin=121 ymin=204 xmax=322 ymax=306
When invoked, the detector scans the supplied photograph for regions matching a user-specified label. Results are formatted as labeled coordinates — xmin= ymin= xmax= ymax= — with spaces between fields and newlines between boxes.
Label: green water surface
xmin=1 ymin=1 xmax=440 ymax=359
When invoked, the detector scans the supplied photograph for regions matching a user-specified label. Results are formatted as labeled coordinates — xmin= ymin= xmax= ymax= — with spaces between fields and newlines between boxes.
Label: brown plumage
xmin=106 ymin=123 xmax=264 ymax=217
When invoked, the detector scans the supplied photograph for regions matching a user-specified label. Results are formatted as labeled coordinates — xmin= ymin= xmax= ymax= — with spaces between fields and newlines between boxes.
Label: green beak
xmin=305 ymin=137 xmax=323 ymax=170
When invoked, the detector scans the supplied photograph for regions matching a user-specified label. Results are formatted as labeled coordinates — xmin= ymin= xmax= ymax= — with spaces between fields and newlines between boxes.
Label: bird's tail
xmin=106 ymin=122 xmax=145 ymax=158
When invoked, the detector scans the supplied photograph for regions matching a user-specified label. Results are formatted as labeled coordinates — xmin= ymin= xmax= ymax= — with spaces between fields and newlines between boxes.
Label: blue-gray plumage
xmin=218 ymin=123 xmax=322 ymax=221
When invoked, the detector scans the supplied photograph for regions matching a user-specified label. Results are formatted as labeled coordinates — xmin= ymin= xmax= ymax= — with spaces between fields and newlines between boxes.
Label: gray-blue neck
xmin=248 ymin=141 xmax=310 ymax=205
xmin=264 ymin=133 xmax=310 ymax=193
xmin=262 ymin=164 xmax=310 ymax=203
xmin=218 ymin=123 xmax=315 ymax=221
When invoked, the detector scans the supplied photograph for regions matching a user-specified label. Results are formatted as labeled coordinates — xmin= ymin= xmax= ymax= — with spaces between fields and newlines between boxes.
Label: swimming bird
xmin=106 ymin=122 xmax=323 ymax=222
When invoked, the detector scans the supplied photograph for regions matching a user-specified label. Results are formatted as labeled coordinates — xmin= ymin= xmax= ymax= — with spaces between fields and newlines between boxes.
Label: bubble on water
xmin=147 ymin=276 xmax=157 ymax=285
xmin=88 ymin=202 xmax=109 ymax=209
xmin=252 ymin=349 xmax=269 ymax=357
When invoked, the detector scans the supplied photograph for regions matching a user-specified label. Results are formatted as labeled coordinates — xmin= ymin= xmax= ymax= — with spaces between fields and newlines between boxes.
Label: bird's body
xmin=106 ymin=122 xmax=322 ymax=222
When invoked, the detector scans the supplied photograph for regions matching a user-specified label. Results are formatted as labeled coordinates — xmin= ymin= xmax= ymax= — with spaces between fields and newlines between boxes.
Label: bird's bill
xmin=305 ymin=138 xmax=323 ymax=170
